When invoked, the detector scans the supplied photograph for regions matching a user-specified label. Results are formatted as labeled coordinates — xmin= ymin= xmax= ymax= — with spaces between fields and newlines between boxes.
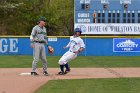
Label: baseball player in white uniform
xmin=58 ymin=28 xmax=85 ymax=75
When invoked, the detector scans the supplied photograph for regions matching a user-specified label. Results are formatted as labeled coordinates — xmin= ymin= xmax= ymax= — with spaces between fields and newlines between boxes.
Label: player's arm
xmin=44 ymin=40 xmax=50 ymax=47
xmin=44 ymin=40 xmax=53 ymax=53
xmin=74 ymin=47 xmax=84 ymax=54
xmin=31 ymin=27 xmax=39 ymax=42
xmin=63 ymin=42 xmax=70 ymax=49
xmin=63 ymin=37 xmax=72 ymax=49
xmin=78 ymin=47 xmax=84 ymax=52
xmin=43 ymin=35 xmax=49 ymax=46
xmin=44 ymin=29 xmax=50 ymax=47
xmin=78 ymin=39 xmax=85 ymax=52
xmin=30 ymin=27 xmax=37 ymax=48
xmin=74 ymin=39 xmax=85 ymax=54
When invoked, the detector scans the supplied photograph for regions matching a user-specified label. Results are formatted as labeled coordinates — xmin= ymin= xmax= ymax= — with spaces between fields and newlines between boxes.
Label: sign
xmin=75 ymin=23 xmax=140 ymax=34
xmin=76 ymin=12 xmax=90 ymax=23
xmin=85 ymin=0 xmax=90 ymax=4
xmin=113 ymin=38 xmax=140 ymax=52
xmin=120 ymin=0 xmax=131 ymax=4
xmin=0 ymin=38 xmax=18 ymax=53
xmin=101 ymin=0 xmax=109 ymax=4
xmin=80 ymin=0 xmax=85 ymax=4
xmin=48 ymin=38 xmax=57 ymax=42
xmin=74 ymin=0 xmax=138 ymax=35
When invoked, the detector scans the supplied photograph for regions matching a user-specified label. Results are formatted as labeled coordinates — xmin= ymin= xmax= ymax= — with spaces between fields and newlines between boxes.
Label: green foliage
xmin=0 ymin=0 xmax=74 ymax=35
xmin=45 ymin=0 xmax=74 ymax=35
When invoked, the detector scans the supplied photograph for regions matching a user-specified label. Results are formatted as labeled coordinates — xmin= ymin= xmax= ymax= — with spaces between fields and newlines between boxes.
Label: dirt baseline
xmin=0 ymin=68 xmax=140 ymax=93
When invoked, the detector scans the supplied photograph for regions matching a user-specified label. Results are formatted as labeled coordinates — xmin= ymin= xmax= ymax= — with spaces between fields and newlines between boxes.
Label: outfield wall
xmin=0 ymin=36 xmax=140 ymax=56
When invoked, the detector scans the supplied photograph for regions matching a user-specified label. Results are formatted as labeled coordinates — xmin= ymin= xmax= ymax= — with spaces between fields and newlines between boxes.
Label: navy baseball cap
xmin=74 ymin=28 xmax=82 ymax=33
xmin=38 ymin=16 xmax=46 ymax=22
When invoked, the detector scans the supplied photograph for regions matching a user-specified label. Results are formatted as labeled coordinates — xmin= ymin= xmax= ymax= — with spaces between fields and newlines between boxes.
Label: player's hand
xmin=30 ymin=43 xmax=34 ymax=48
xmin=44 ymin=40 xmax=48 ymax=45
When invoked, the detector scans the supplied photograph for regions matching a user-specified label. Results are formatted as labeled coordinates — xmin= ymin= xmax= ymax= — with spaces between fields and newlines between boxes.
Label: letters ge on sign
xmin=0 ymin=38 xmax=18 ymax=53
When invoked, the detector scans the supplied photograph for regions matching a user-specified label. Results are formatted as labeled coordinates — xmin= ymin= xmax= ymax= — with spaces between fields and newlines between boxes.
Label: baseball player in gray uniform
xmin=30 ymin=16 xmax=51 ymax=76
xmin=58 ymin=28 xmax=85 ymax=75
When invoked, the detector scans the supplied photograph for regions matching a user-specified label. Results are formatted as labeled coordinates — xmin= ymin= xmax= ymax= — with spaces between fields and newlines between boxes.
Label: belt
xmin=34 ymin=41 xmax=45 ymax=43
xmin=70 ymin=50 xmax=76 ymax=53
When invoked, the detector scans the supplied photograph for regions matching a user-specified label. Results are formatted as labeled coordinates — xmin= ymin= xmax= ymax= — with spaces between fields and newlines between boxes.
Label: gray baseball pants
xmin=32 ymin=43 xmax=47 ymax=72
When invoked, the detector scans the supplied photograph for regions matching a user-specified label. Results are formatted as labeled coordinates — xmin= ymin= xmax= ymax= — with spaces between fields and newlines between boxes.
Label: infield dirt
xmin=0 ymin=68 xmax=140 ymax=93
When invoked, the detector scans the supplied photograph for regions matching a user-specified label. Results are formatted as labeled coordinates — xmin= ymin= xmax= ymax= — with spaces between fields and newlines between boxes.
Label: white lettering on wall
xmin=0 ymin=38 xmax=18 ymax=53
xmin=9 ymin=39 xmax=18 ymax=52
xmin=75 ymin=23 xmax=140 ymax=34
xmin=0 ymin=39 xmax=8 ymax=53
xmin=77 ymin=19 xmax=90 ymax=23
xmin=78 ymin=13 xmax=90 ymax=17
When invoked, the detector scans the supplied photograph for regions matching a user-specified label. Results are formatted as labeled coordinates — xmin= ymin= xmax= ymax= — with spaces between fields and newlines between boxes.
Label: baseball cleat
xmin=64 ymin=68 xmax=71 ymax=74
xmin=58 ymin=71 xmax=65 ymax=75
xmin=31 ymin=72 xmax=39 ymax=76
xmin=43 ymin=71 xmax=49 ymax=76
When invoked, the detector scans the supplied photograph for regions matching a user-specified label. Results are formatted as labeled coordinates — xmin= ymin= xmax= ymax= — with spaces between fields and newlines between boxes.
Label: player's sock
xmin=60 ymin=65 xmax=64 ymax=72
xmin=65 ymin=63 xmax=69 ymax=70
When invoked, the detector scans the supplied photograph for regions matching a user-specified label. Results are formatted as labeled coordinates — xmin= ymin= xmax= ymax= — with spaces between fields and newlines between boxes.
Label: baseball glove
xmin=48 ymin=46 xmax=54 ymax=54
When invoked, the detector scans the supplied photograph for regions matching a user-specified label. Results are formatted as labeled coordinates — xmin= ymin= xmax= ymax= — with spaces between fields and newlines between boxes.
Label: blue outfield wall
xmin=0 ymin=36 xmax=140 ymax=56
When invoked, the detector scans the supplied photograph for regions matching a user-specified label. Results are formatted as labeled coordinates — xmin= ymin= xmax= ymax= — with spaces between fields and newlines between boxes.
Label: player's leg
xmin=58 ymin=52 xmax=69 ymax=75
xmin=64 ymin=63 xmax=70 ymax=74
xmin=58 ymin=65 xmax=65 ymax=75
xmin=40 ymin=44 xmax=48 ymax=76
xmin=58 ymin=63 xmax=65 ymax=75
xmin=64 ymin=52 xmax=77 ymax=74
xmin=58 ymin=52 xmax=77 ymax=74
xmin=31 ymin=43 xmax=40 ymax=75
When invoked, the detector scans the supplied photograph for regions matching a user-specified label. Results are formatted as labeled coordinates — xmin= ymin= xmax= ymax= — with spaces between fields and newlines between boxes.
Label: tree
xmin=46 ymin=0 xmax=74 ymax=35
xmin=0 ymin=0 xmax=74 ymax=35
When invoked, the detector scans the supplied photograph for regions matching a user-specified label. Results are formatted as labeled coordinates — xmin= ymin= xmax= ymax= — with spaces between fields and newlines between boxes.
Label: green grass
xmin=0 ymin=56 xmax=140 ymax=68
xmin=34 ymin=78 xmax=140 ymax=93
